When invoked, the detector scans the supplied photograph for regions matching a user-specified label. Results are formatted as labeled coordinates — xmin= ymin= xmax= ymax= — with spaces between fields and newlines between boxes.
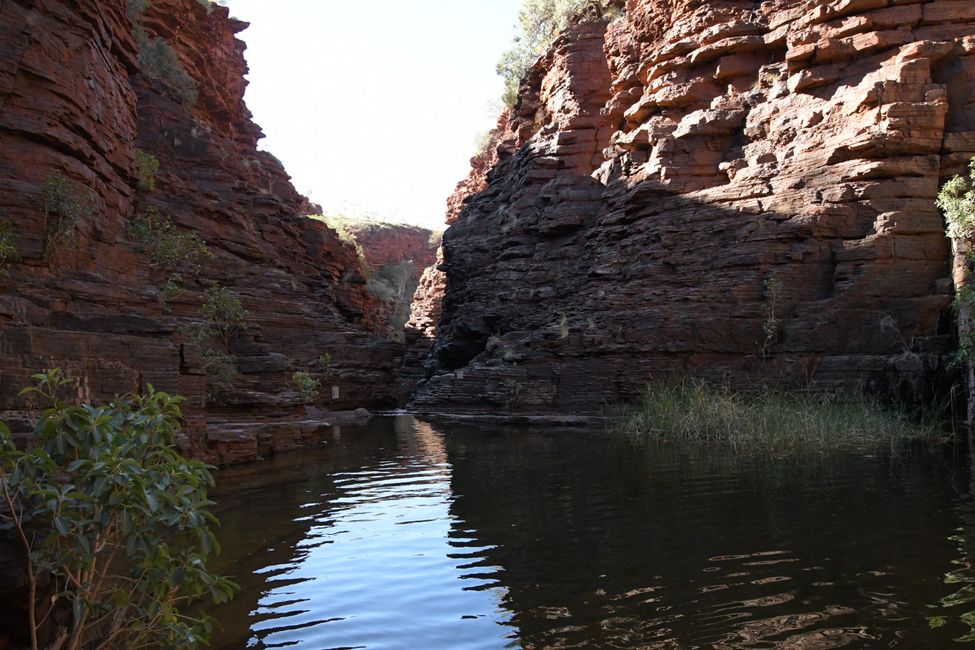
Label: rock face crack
xmin=410 ymin=0 xmax=974 ymax=416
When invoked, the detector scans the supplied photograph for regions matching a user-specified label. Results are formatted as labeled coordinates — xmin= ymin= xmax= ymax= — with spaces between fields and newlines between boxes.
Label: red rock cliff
xmin=347 ymin=221 xmax=439 ymax=272
xmin=412 ymin=0 xmax=970 ymax=415
xmin=0 ymin=0 xmax=402 ymax=464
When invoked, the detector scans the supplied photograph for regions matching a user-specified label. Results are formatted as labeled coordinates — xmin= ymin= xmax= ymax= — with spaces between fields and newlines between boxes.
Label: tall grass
xmin=612 ymin=379 xmax=946 ymax=454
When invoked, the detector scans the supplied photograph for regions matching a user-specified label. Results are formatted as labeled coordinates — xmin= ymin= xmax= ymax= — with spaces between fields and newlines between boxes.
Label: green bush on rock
xmin=136 ymin=30 xmax=198 ymax=106
xmin=200 ymin=286 xmax=247 ymax=348
xmin=0 ymin=218 xmax=20 ymax=275
xmin=0 ymin=370 xmax=236 ymax=650
xmin=939 ymin=157 xmax=975 ymax=367
xmin=292 ymin=371 xmax=320 ymax=404
xmin=135 ymin=149 xmax=160 ymax=192
xmin=195 ymin=286 xmax=248 ymax=396
xmin=938 ymin=157 xmax=975 ymax=242
xmin=130 ymin=209 xmax=210 ymax=274
xmin=42 ymin=174 xmax=94 ymax=260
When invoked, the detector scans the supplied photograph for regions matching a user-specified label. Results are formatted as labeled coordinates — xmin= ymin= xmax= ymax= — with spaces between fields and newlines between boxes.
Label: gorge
xmin=1 ymin=0 xmax=972 ymax=454
xmin=2 ymin=0 xmax=975 ymax=648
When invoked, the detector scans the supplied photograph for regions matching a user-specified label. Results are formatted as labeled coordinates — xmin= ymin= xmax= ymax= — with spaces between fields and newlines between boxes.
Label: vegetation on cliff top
xmin=308 ymin=214 xmax=438 ymax=338
xmin=613 ymin=379 xmax=945 ymax=454
xmin=310 ymin=214 xmax=371 ymax=274
xmin=0 ymin=370 xmax=235 ymax=649
xmin=498 ymin=0 xmax=624 ymax=106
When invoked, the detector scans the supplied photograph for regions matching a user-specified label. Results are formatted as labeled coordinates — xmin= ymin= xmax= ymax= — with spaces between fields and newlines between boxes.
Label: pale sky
xmin=224 ymin=0 xmax=524 ymax=230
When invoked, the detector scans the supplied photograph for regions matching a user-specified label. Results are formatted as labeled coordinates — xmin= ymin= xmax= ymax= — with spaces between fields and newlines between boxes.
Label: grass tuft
xmin=612 ymin=378 xmax=946 ymax=454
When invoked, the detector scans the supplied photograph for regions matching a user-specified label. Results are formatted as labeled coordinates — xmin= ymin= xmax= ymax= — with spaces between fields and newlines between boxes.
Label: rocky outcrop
xmin=330 ymin=219 xmax=439 ymax=343
xmin=413 ymin=0 xmax=971 ymax=416
xmin=402 ymin=246 xmax=447 ymax=389
xmin=0 ymin=0 xmax=403 ymax=465
xmin=345 ymin=221 xmax=439 ymax=272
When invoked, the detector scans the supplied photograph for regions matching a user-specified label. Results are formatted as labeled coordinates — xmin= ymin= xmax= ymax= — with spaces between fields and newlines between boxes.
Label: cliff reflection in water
xmin=204 ymin=416 xmax=975 ymax=649
xmin=204 ymin=417 xmax=514 ymax=650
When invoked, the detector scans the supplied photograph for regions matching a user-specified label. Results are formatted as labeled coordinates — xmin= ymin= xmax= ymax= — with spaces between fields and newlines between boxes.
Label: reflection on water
xmin=203 ymin=416 xmax=975 ymax=649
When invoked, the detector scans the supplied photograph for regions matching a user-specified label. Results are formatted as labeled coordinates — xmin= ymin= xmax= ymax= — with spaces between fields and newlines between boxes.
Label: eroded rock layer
xmin=345 ymin=220 xmax=439 ymax=341
xmin=0 ymin=0 xmax=402 ymax=464
xmin=413 ymin=0 xmax=970 ymax=415
xmin=349 ymin=221 xmax=438 ymax=273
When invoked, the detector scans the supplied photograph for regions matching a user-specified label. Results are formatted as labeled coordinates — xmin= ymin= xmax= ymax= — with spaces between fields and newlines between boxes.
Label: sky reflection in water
xmin=203 ymin=416 xmax=975 ymax=649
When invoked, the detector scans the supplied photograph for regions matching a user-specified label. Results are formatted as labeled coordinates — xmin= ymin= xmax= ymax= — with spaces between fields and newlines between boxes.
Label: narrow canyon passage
xmin=2 ymin=0 xmax=975 ymax=648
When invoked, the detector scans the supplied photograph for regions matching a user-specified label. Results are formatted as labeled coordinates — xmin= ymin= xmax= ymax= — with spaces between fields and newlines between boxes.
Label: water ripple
xmin=202 ymin=418 xmax=975 ymax=649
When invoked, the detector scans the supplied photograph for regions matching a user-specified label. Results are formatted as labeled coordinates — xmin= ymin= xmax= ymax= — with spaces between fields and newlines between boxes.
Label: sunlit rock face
xmin=0 ymin=0 xmax=404 ymax=465
xmin=413 ymin=0 xmax=973 ymax=415
xmin=402 ymin=246 xmax=447 ymax=390
xmin=351 ymin=222 xmax=438 ymax=273
xmin=344 ymin=221 xmax=439 ymax=339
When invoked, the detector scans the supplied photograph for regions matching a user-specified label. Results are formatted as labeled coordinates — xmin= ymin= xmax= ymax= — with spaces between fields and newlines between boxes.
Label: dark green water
xmin=202 ymin=416 xmax=975 ymax=649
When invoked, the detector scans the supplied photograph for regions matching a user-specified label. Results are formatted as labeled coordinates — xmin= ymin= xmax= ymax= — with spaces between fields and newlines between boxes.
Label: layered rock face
xmin=413 ymin=0 xmax=971 ymax=415
xmin=344 ymin=220 xmax=439 ymax=340
xmin=348 ymin=221 xmax=439 ymax=273
xmin=402 ymin=246 xmax=447 ymax=389
xmin=0 ymin=0 xmax=402 ymax=465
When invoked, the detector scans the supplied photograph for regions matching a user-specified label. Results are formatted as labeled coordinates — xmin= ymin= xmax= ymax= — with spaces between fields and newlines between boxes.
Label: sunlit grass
xmin=612 ymin=378 xmax=948 ymax=454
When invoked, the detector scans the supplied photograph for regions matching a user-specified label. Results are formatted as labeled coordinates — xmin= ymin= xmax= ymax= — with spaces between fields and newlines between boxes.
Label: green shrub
xmin=159 ymin=272 xmax=184 ymax=310
xmin=612 ymin=378 xmax=942 ymax=454
xmin=308 ymin=214 xmax=372 ymax=276
xmin=0 ymin=218 xmax=20 ymax=275
xmin=194 ymin=286 xmax=247 ymax=394
xmin=129 ymin=209 xmax=210 ymax=307
xmin=938 ymin=157 xmax=975 ymax=241
xmin=497 ymin=0 xmax=619 ymax=107
xmin=136 ymin=30 xmax=198 ymax=106
xmin=0 ymin=370 xmax=236 ymax=649
xmin=201 ymin=286 xmax=247 ymax=341
xmin=42 ymin=174 xmax=93 ymax=260
xmin=292 ymin=371 xmax=320 ymax=404
xmin=135 ymin=149 xmax=160 ymax=192
xmin=939 ymin=157 xmax=975 ymax=367
xmin=201 ymin=349 xmax=239 ymax=388
xmin=129 ymin=208 xmax=210 ymax=273
xmin=319 ymin=353 xmax=332 ymax=369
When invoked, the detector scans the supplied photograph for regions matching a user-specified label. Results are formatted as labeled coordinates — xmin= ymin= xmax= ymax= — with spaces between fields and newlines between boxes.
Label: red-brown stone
xmin=0 ymin=0 xmax=404 ymax=467
xmin=411 ymin=0 xmax=970 ymax=416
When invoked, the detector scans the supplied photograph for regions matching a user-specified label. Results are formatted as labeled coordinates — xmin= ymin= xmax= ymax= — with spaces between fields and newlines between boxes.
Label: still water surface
xmin=204 ymin=416 xmax=975 ymax=648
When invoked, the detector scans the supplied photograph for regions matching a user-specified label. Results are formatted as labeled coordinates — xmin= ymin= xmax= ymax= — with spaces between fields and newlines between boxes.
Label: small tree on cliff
xmin=0 ymin=370 xmax=236 ymax=650
xmin=938 ymin=157 xmax=975 ymax=423
xmin=497 ymin=0 xmax=623 ymax=107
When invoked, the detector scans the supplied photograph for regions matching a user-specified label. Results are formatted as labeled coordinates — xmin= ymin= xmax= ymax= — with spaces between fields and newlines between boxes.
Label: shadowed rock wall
xmin=412 ymin=0 xmax=972 ymax=416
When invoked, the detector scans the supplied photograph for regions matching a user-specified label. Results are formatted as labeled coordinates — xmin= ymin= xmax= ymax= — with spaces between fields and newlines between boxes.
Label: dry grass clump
xmin=613 ymin=379 xmax=945 ymax=454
